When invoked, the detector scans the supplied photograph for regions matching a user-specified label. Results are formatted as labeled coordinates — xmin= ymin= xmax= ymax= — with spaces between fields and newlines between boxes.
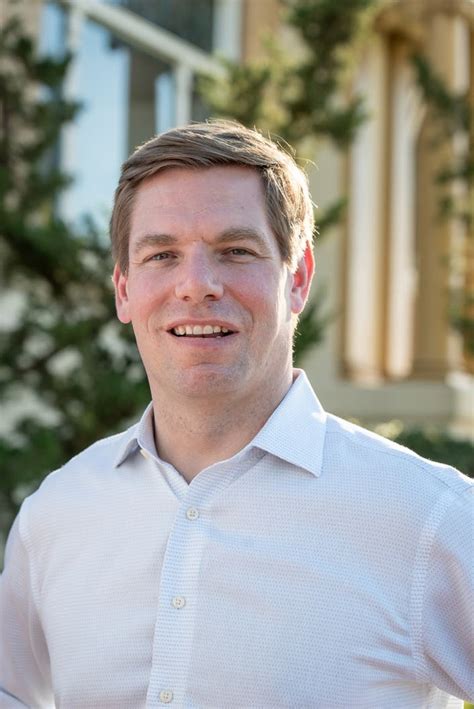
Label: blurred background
xmin=1 ymin=0 xmax=473 ymax=556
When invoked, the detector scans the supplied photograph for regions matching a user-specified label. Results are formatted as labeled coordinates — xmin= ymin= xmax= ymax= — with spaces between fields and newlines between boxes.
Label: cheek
xmin=234 ymin=273 xmax=289 ymax=325
xmin=126 ymin=273 xmax=167 ymax=314
xmin=125 ymin=299 xmax=160 ymax=339
xmin=233 ymin=276 xmax=274 ymax=309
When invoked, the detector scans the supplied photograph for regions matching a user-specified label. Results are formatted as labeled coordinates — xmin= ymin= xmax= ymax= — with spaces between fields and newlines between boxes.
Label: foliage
xmin=201 ymin=0 xmax=372 ymax=148
xmin=279 ymin=0 xmax=372 ymax=147
xmin=412 ymin=52 xmax=473 ymax=225
xmin=0 ymin=13 xmax=150 ymax=545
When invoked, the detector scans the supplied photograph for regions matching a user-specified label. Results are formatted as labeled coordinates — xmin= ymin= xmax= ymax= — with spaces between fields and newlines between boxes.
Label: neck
xmin=151 ymin=376 xmax=293 ymax=483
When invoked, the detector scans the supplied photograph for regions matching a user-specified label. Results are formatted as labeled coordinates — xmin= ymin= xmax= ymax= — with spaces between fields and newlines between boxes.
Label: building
xmin=5 ymin=0 xmax=474 ymax=436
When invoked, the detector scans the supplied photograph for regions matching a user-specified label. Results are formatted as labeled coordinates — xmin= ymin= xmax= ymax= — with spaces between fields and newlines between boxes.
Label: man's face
xmin=113 ymin=166 xmax=313 ymax=407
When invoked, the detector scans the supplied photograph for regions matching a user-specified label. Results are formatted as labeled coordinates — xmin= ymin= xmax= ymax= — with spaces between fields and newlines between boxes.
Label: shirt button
xmin=186 ymin=507 xmax=199 ymax=521
xmin=172 ymin=596 xmax=186 ymax=609
xmin=159 ymin=689 xmax=173 ymax=703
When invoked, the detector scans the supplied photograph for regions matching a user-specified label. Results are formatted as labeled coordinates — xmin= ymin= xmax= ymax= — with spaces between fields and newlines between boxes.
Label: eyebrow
xmin=132 ymin=233 xmax=177 ymax=256
xmin=132 ymin=227 xmax=271 ymax=256
xmin=216 ymin=227 xmax=270 ymax=251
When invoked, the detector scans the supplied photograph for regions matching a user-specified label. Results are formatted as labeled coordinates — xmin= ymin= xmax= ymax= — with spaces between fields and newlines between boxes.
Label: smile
xmin=170 ymin=324 xmax=235 ymax=337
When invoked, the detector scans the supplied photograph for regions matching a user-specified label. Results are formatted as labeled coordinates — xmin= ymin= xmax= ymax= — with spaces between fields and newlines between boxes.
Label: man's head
xmin=110 ymin=120 xmax=315 ymax=274
xmin=112 ymin=121 xmax=315 ymax=411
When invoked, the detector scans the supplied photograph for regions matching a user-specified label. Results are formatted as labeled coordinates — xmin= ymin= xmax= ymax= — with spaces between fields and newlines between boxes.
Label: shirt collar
xmin=114 ymin=369 xmax=326 ymax=478
xmin=251 ymin=369 xmax=326 ymax=477
xmin=113 ymin=403 xmax=154 ymax=468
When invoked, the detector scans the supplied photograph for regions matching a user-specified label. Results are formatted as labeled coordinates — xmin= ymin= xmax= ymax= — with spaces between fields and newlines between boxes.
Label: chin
xmin=168 ymin=365 xmax=244 ymax=398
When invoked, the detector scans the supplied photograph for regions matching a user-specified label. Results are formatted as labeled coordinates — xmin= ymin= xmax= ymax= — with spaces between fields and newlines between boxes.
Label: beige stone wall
xmin=299 ymin=0 xmax=473 ymax=431
xmin=241 ymin=0 xmax=281 ymax=61
xmin=0 ymin=0 xmax=43 ymax=35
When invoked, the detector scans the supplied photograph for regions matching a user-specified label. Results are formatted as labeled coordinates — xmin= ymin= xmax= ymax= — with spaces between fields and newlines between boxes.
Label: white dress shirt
xmin=1 ymin=370 xmax=473 ymax=708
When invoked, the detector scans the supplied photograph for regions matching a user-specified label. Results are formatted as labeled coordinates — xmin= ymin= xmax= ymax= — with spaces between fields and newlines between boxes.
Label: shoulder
xmin=323 ymin=413 xmax=472 ymax=500
xmin=47 ymin=423 xmax=138 ymax=484
xmin=320 ymin=415 xmax=472 ymax=595
xmin=18 ymin=422 xmax=140 ymax=532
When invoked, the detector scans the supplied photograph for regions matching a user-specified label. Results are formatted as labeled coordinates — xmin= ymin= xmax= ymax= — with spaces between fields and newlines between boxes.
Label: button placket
xmin=146 ymin=449 xmax=264 ymax=706
xmin=146 ymin=492 xmax=207 ymax=707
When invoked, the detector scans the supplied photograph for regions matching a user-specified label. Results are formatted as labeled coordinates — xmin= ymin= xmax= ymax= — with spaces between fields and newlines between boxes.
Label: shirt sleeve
xmin=412 ymin=485 xmax=474 ymax=701
xmin=0 ymin=510 xmax=54 ymax=708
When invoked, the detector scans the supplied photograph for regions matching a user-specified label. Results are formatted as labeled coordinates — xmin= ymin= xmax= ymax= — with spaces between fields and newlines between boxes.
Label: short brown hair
xmin=110 ymin=120 xmax=314 ymax=273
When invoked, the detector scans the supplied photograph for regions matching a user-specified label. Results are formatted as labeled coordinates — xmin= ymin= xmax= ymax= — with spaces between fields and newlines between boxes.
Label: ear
xmin=113 ymin=263 xmax=132 ymax=324
xmin=289 ymin=243 xmax=315 ymax=315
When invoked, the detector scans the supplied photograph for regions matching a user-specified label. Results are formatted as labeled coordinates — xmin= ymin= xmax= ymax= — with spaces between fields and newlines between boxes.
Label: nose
xmin=174 ymin=248 xmax=224 ymax=303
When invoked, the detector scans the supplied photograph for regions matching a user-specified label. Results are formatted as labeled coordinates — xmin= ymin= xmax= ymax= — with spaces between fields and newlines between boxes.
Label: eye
xmin=150 ymin=252 xmax=174 ymax=261
xmin=224 ymin=247 xmax=255 ymax=258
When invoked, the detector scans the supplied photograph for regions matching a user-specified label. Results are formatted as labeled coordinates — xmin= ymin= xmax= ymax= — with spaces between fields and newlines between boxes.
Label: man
xmin=1 ymin=121 xmax=472 ymax=708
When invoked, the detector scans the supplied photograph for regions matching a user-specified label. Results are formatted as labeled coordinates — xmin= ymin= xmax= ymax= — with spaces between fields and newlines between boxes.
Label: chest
xmin=38 ymin=487 xmax=420 ymax=707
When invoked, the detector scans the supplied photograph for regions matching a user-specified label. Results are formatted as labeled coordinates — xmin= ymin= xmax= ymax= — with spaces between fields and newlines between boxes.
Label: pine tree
xmin=0 ymin=12 xmax=150 ymax=545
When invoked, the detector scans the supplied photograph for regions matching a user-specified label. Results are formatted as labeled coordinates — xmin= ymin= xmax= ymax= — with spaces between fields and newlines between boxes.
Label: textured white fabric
xmin=1 ymin=370 xmax=473 ymax=708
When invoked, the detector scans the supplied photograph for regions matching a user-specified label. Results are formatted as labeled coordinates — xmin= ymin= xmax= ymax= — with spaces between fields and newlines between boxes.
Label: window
xmin=108 ymin=0 xmax=215 ymax=52
xmin=38 ymin=0 xmax=225 ymax=225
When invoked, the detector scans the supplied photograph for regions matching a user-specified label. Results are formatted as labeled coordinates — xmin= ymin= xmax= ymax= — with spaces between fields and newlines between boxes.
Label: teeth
xmin=172 ymin=324 xmax=232 ymax=336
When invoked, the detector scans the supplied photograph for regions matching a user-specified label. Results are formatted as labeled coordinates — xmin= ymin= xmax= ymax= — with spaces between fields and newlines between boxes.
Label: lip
xmin=165 ymin=330 xmax=238 ymax=350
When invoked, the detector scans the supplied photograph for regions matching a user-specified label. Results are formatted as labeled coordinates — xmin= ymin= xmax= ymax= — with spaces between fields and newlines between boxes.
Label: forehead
xmin=129 ymin=166 xmax=271 ymax=235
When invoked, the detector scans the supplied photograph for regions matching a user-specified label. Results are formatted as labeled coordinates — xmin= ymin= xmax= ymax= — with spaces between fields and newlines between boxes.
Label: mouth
xmin=168 ymin=324 xmax=236 ymax=338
